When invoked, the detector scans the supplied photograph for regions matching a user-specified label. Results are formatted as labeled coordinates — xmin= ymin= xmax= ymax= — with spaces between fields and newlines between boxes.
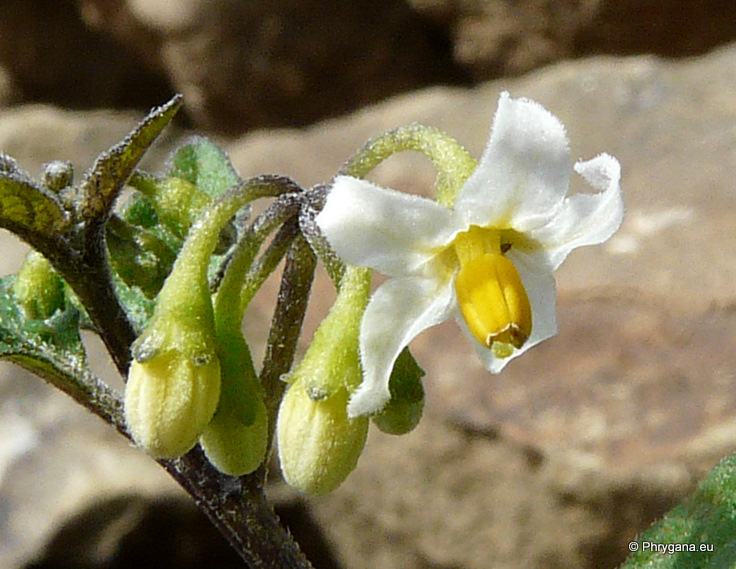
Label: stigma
xmin=452 ymin=227 xmax=532 ymax=358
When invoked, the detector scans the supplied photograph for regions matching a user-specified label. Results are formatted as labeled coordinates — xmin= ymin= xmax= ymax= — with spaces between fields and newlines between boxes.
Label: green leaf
xmin=106 ymin=215 xmax=177 ymax=299
xmin=128 ymin=172 xmax=235 ymax=253
xmin=371 ymin=348 xmax=425 ymax=435
xmin=621 ymin=453 xmax=736 ymax=568
xmin=111 ymin=273 xmax=155 ymax=334
xmin=0 ymin=171 xmax=66 ymax=246
xmin=119 ymin=191 xmax=159 ymax=229
xmin=0 ymin=275 xmax=90 ymax=391
xmin=168 ymin=137 xmax=241 ymax=198
xmin=78 ymin=95 xmax=183 ymax=221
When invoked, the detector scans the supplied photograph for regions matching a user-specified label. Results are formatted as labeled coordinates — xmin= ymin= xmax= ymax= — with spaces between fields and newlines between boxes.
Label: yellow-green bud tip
xmin=277 ymin=380 xmax=368 ymax=495
xmin=125 ymin=351 xmax=221 ymax=459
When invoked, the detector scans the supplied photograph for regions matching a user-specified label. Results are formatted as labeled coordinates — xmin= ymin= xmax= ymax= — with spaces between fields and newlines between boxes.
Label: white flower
xmin=317 ymin=92 xmax=624 ymax=417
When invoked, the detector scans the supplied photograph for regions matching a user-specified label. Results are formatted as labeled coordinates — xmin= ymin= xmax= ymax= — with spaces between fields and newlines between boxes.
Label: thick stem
xmin=48 ymin=225 xmax=138 ymax=376
xmin=163 ymin=449 xmax=313 ymax=569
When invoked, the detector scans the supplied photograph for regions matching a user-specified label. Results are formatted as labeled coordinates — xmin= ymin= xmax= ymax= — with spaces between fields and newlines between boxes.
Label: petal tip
xmin=347 ymin=386 xmax=390 ymax=418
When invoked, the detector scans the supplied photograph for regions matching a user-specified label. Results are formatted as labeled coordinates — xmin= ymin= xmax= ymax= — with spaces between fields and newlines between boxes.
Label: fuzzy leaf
xmin=621 ymin=453 xmax=736 ymax=568
xmin=106 ymin=216 xmax=177 ymax=299
xmin=0 ymin=275 xmax=91 ymax=395
xmin=169 ymin=137 xmax=241 ymax=197
xmin=0 ymin=171 xmax=66 ymax=246
xmin=79 ymin=95 xmax=183 ymax=221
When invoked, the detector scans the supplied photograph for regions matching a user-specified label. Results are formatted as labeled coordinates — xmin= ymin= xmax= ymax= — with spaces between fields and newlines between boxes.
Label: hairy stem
xmin=163 ymin=449 xmax=313 ymax=569
xmin=46 ymin=226 xmax=138 ymax=377
xmin=260 ymin=234 xmax=317 ymax=452
xmin=339 ymin=123 xmax=477 ymax=207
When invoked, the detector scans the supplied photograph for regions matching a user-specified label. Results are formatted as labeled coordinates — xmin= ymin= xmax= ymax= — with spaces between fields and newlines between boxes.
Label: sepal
xmin=371 ymin=347 xmax=425 ymax=435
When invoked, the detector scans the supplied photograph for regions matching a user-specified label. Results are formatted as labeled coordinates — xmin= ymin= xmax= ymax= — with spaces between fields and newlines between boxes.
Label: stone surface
xmin=76 ymin=0 xmax=466 ymax=134
xmin=3 ymin=42 xmax=736 ymax=569
xmin=6 ymin=1 xmax=736 ymax=137
xmin=409 ymin=0 xmax=736 ymax=79
xmin=0 ymin=0 xmax=171 ymax=110
xmin=0 ymin=367 xmax=182 ymax=569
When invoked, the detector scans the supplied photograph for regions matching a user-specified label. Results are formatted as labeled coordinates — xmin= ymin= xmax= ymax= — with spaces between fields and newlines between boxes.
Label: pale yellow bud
xmin=277 ymin=380 xmax=368 ymax=495
xmin=200 ymin=390 xmax=268 ymax=476
xmin=125 ymin=349 xmax=221 ymax=459
xmin=13 ymin=250 xmax=65 ymax=319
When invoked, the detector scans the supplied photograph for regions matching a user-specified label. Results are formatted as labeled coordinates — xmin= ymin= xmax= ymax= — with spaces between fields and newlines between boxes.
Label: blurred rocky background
xmin=3 ymin=1 xmax=736 ymax=568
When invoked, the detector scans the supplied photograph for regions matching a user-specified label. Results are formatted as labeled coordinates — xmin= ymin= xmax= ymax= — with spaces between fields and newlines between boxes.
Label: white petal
xmin=531 ymin=153 xmax=624 ymax=268
xmin=348 ymin=277 xmax=455 ymax=417
xmin=455 ymin=92 xmax=571 ymax=231
xmin=464 ymin=249 xmax=557 ymax=372
xmin=317 ymin=176 xmax=456 ymax=277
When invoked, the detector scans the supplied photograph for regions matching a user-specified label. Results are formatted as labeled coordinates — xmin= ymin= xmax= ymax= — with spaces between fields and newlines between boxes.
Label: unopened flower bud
xmin=42 ymin=160 xmax=74 ymax=193
xmin=125 ymin=272 xmax=221 ymax=458
xmin=13 ymin=250 xmax=65 ymax=319
xmin=277 ymin=266 xmax=371 ymax=494
xmin=125 ymin=344 xmax=221 ymax=458
xmin=371 ymin=348 xmax=425 ymax=435
xmin=200 ymin=333 xmax=268 ymax=476
xmin=277 ymin=378 xmax=368 ymax=495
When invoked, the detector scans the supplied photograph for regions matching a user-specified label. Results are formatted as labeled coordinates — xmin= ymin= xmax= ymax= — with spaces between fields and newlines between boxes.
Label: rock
xmin=0 ymin=0 xmax=171 ymax=110
xmin=408 ymin=0 xmax=736 ymax=79
xmin=0 ymin=366 xmax=181 ymax=569
xmin=24 ymin=495 xmax=244 ymax=569
xmin=0 ymin=66 xmax=20 ymax=108
xmin=77 ymin=0 xmax=465 ymax=134
xmin=5 ymin=0 xmax=736 ymax=138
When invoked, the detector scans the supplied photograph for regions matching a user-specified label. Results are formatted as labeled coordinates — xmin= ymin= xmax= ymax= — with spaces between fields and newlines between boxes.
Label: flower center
xmin=452 ymin=226 xmax=532 ymax=358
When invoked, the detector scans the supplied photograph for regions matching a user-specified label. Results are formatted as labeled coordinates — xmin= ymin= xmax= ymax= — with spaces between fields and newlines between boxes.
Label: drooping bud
xmin=199 ymin=331 xmax=268 ymax=476
xmin=277 ymin=378 xmax=368 ymax=495
xmin=125 ymin=339 xmax=221 ymax=458
xmin=277 ymin=266 xmax=371 ymax=494
xmin=371 ymin=347 xmax=425 ymax=435
xmin=124 ymin=173 xmax=279 ymax=459
xmin=124 ymin=261 xmax=221 ymax=459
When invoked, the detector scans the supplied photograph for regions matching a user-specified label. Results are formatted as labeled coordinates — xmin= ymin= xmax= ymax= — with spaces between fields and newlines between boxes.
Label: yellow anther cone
xmin=454 ymin=253 xmax=531 ymax=355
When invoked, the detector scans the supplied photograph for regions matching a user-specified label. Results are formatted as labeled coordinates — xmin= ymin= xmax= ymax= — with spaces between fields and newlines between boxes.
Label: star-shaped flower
xmin=317 ymin=92 xmax=624 ymax=417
